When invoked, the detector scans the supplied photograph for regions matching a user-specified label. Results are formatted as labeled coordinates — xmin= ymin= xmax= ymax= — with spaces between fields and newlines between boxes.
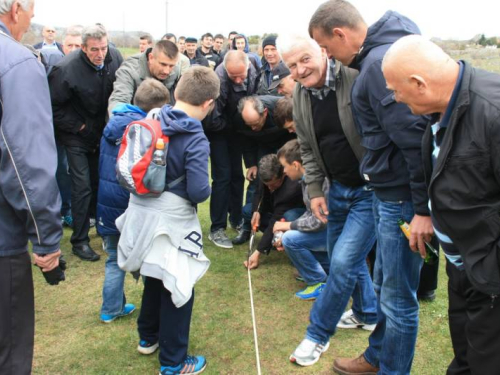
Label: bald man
xmin=383 ymin=35 xmax=500 ymax=375
xmin=204 ymin=50 xmax=260 ymax=249
xmin=34 ymin=25 xmax=64 ymax=53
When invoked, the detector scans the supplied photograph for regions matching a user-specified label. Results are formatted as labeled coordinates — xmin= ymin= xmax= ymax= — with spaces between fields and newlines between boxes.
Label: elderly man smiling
xmin=278 ymin=33 xmax=377 ymax=368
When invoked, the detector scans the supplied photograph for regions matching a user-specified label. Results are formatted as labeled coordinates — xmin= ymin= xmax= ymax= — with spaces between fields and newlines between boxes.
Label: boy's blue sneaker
xmin=137 ymin=339 xmax=159 ymax=355
xmin=160 ymin=355 xmax=207 ymax=375
xmin=62 ymin=214 xmax=73 ymax=228
xmin=295 ymin=283 xmax=326 ymax=301
xmin=100 ymin=303 xmax=136 ymax=323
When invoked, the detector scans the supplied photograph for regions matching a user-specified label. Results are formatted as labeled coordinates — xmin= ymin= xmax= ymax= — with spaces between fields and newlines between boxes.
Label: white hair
xmin=223 ymin=50 xmax=250 ymax=70
xmin=276 ymin=34 xmax=321 ymax=60
xmin=0 ymin=0 xmax=32 ymax=14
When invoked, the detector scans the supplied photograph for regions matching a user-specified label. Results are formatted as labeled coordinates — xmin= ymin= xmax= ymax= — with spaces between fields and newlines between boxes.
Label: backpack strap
xmin=166 ymin=174 xmax=186 ymax=189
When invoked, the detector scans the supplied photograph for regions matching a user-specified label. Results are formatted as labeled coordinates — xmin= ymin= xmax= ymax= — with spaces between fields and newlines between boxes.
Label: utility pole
xmin=165 ymin=0 xmax=169 ymax=33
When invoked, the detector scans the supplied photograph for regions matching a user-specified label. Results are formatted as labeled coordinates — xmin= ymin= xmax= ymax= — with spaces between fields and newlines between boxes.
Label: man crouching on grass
xmin=116 ymin=66 xmax=219 ymax=375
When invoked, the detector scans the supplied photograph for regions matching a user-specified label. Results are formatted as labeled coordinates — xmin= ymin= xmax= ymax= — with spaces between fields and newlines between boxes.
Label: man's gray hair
xmin=82 ymin=24 xmax=107 ymax=46
xmin=259 ymin=154 xmax=283 ymax=183
xmin=223 ymin=50 xmax=249 ymax=70
xmin=0 ymin=0 xmax=31 ymax=14
xmin=277 ymin=34 xmax=321 ymax=60
xmin=237 ymin=95 xmax=265 ymax=116
xmin=308 ymin=0 xmax=365 ymax=37
xmin=64 ymin=25 xmax=83 ymax=38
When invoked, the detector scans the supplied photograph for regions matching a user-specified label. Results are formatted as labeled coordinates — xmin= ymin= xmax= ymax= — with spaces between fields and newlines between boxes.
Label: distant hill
xmin=22 ymin=23 xmax=153 ymax=48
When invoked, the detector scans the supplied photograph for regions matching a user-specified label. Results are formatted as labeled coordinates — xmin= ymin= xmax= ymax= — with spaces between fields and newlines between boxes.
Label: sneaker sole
xmin=138 ymin=342 xmax=159 ymax=355
xmin=289 ymin=341 xmax=330 ymax=367
xmin=333 ymin=362 xmax=377 ymax=375
xmin=336 ymin=323 xmax=376 ymax=331
xmin=101 ymin=306 xmax=136 ymax=324
xmin=295 ymin=295 xmax=318 ymax=301
xmin=158 ymin=361 xmax=207 ymax=375
xmin=208 ymin=235 xmax=233 ymax=249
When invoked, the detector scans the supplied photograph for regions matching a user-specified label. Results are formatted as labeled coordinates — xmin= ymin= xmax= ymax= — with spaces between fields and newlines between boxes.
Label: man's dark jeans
xmin=55 ymin=141 xmax=72 ymax=216
xmin=0 ymin=252 xmax=34 ymax=375
xmin=207 ymin=132 xmax=244 ymax=232
xmin=65 ymin=146 xmax=99 ymax=246
xmin=138 ymin=277 xmax=194 ymax=367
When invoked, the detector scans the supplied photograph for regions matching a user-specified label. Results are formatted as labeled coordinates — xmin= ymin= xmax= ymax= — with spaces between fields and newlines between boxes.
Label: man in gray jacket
xmin=279 ymin=34 xmax=377 ymax=367
xmin=108 ymin=40 xmax=180 ymax=115
xmin=0 ymin=1 xmax=63 ymax=373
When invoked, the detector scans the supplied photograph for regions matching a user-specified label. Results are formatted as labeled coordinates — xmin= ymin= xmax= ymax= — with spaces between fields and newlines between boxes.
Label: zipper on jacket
xmin=491 ymin=294 xmax=498 ymax=309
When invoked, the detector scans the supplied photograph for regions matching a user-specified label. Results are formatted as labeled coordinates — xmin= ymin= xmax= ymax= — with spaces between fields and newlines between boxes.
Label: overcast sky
xmin=33 ymin=0 xmax=498 ymax=41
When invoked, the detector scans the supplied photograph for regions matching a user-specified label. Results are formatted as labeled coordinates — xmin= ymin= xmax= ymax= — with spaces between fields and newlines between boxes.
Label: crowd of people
xmin=1 ymin=0 xmax=500 ymax=374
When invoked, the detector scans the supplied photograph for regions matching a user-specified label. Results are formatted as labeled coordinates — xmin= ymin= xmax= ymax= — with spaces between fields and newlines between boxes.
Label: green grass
xmin=118 ymin=47 xmax=140 ymax=59
xmin=32 ymin=196 xmax=454 ymax=374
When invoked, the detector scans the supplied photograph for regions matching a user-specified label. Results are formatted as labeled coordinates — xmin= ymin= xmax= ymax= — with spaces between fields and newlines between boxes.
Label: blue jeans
xmin=282 ymin=229 xmax=329 ymax=285
xmin=306 ymin=182 xmax=377 ymax=344
xmin=101 ymin=235 xmax=127 ymax=315
xmin=364 ymin=197 xmax=423 ymax=375
xmin=241 ymin=204 xmax=305 ymax=232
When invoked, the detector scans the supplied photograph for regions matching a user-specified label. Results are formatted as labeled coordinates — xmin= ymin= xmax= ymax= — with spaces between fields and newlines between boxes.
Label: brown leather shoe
xmin=333 ymin=354 xmax=379 ymax=375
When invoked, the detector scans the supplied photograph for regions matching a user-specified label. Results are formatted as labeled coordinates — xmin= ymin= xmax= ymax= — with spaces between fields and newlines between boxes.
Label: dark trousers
xmin=138 ymin=277 xmax=194 ymax=367
xmin=446 ymin=260 xmax=500 ymax=375
xmin=55 ymin=141 xmax=72 ymax=216
xmin=207 ymin=132 xmax=244 ymax=232
xmin=65 ymin=146 xmax=99 ymax=246
xmin=0 ymin=253 xmax=34 ymax=375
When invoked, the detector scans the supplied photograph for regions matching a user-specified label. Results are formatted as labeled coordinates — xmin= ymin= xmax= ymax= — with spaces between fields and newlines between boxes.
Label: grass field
xmin=32 ymin=195 xmax=454 ymax=375
xmin=31 ymin=45 xmax=500 ymax=374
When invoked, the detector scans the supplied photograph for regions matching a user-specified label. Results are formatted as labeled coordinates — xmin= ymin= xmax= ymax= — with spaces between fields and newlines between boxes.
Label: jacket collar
xmin=79 ymin=45 xmax=114 ymax=70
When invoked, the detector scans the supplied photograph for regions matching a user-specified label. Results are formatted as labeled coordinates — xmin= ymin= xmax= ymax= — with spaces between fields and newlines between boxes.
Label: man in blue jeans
xmin=309 ymin=1 xmax=433 ymax=374
xmin=279 ymin=34 xmax=377 ymax=367
xmin=275 ymin=140 xmax=330 ymax=300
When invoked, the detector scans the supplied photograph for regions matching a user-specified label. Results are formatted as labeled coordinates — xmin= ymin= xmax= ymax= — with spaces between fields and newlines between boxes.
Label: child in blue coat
xmin=97 ymin=79 xmax=170 ymax=323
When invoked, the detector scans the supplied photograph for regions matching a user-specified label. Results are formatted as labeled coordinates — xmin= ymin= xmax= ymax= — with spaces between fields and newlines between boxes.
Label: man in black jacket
xmin=204 ymin=50 xmax=260 ymax=249
xmin=243 ymin=154 xmax=304 ymax=269
xmin=184 ymin=37 xmax=209 ymax=67
xmin=383 ymin=35 xmax=500 ymax=375
xmin=49 ymin=24 xmax=123 ymax=261
xmin=197 ymin=33 xmax=221 ymax=70
xmin=233 ymin=95 xmax=295 ymax=244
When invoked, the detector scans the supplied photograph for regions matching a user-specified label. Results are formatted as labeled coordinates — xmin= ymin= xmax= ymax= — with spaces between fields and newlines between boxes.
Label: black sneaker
xmin=232 ymin=230 xmax=251 ymax=245
xmin=72 ymin=244 xmax=100 ymax=261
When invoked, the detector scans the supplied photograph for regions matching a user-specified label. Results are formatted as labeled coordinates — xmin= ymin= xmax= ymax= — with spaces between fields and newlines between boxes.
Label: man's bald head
xmin=42 ymin=24 xmax=57 ymax=43
xmin=383 ymin=35 xmax=460 ymax=115
xmin=383 ymin=35 xmax=452 ymax=82
xmin=224 ymin=50 xmax=250 ymax=85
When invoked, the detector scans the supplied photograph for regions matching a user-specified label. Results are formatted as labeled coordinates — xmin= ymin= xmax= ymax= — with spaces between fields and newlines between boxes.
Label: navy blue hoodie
xmin=350 ymin=11 xmax=430 ymax=215
xmin=159 ymin=105 xmax=211 ymax=204
xmin=97 ymin=104 xmax=146 ymax=236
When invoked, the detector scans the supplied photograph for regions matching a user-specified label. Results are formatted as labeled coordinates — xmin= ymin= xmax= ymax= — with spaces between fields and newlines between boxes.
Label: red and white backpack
xmin=116 ymin=118 xmax=169 ymax=197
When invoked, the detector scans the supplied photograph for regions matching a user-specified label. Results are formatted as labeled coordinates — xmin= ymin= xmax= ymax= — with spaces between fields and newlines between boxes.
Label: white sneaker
xmin=337 ymin=309 xmax=376 ymax=331
xmin=289 ymin=338 xmax=330 ymax=366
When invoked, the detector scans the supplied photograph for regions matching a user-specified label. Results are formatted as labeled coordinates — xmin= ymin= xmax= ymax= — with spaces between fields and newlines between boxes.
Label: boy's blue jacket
xmin=350 ymin=11 xmax=430 ymax=214
xmin=97 ymin=104 xmax=145 ymax=236
xmin=159 ymin=105 xmax=211 ymax=204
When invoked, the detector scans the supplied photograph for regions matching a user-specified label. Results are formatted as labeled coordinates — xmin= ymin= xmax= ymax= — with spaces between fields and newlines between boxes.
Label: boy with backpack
xmin=116 ymin=66 xmax=220 ymax=375
xmin=97 ymin=78 xmax=171 ymax=323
